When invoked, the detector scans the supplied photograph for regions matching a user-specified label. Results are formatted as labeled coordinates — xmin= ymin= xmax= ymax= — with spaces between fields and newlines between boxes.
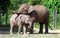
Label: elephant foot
xmin=38 ymin=31 xmax=43 ymax=34
xmin=23 ymin=33 xmax=29 ymax=37
xmin=26 ymin=32 xmax=30 ymax=34
xmin=30 ymin=31 xmax=33 ymax=34
xmin=44 ymin=32 xmax=49 ymax=34
xmin=30 ymin=30 xmax=34 ymax=34
xmin=10 ymin=32 xmax=13 ymax=34
xmin=10 ymin=31 xmax=13 ymax=34
xmin=22 ymin=33 xmax=28 ymax=36
xmin=20 ymin=32 xmax=23 ymax=34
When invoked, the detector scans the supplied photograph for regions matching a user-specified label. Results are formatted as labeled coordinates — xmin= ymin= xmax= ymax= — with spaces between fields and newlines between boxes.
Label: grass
xmin=0 ymin=34 xmax=60 ymax=38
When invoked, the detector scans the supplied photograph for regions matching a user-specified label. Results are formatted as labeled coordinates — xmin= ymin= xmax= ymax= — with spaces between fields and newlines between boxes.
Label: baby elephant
xmin=17 ymin=14 xmax=35 ymax=35
xmin=10 ymin=14 xmax=22 ymax=34
xmin=10 ymin=13 xmax=35 ymax=35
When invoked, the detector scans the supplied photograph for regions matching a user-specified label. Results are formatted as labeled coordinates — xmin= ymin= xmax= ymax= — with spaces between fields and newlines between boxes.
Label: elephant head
xmin=17 ymin=3 xmax=30 ymax=14
xmin=18 ymin=4 xmax=37 ymax=16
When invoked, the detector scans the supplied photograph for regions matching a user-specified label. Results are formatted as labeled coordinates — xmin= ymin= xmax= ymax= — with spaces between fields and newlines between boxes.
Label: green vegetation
xmin=0 ymin=34 xmax=60 ymax=38
xmin=0 ymin=0 xmax=60 ymax=29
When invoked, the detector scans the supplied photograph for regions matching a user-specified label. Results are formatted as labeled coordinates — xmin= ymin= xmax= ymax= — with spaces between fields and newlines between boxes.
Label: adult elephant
xmin=17 ymin=3 xmax=50 ymax=33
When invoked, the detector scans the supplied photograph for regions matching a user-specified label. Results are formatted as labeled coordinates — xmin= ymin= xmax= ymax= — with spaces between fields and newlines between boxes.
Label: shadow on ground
xmin=0 ymin=27 xmax=60 ymax=34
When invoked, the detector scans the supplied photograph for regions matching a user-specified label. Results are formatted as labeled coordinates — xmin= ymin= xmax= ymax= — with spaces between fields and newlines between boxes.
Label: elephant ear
xmin=28 ymin=6 xmax=34 ymax=14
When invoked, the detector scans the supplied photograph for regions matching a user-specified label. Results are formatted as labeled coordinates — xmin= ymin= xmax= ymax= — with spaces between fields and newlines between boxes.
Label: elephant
xmin=10 ymin=13 xmax=21 ymax=34
xmin=10 ymin=11 xmax=35 ymax=35
xmin=17 ymin=3 xmax=50 ymax=34
xmin=16 ymin=14 xmax=35 ymax=35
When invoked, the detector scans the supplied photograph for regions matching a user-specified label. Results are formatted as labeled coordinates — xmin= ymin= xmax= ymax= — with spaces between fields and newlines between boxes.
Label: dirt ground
xmin=0 ymin=28 xmax=60 ymax=38
xmin=33 ymin=28 xmax=60 ymax=34
xmin=0 ymin=28 xmax=60 ymax=34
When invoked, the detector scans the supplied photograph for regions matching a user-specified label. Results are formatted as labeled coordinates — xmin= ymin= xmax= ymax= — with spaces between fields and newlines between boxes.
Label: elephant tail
xmin=47 ymin=11 xmax=53 ymax=30
xmin=48 ymin=25 xmax=53 ymax=30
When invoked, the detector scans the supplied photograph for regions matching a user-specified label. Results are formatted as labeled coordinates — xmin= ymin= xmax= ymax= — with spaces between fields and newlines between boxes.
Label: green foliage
xmin=0 ymin=0 xmax=10 ymax=15
xmin=28 ymin=0 xmax=41 ymax=5
xmin=10 ymin=0 xmax=21 ymax=10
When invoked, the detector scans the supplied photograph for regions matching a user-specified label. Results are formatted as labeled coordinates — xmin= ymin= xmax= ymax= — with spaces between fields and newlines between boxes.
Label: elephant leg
xmin=17 ymin=26 xmax=21 ymax=34
xmin=39 ymin=23 xmax=43 ymax=33
xmin=10 ymin=25 xmax=13 ymax=34
xmin=30 ymin=22 xmax=34 ymax=34
xmin=28 ymin=22 xmax=33 ymax=34
xmin=17 ymin=22 xmax=22 ymax=34
xmin=23 ymin=25 xmax=26 ymax=35
xmin=20 ymin=25 xmax=23 ymax=34
xmin=45 ymin=15 xmax=49 ymax=34
xmin=26 ymin=24 xmax=29 ymax=33
xmin=45 ymin=23 xmax=49 ymax=33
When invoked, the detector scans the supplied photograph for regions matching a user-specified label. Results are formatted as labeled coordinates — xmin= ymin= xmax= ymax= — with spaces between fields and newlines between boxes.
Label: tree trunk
xmin=6 ymin=10 xmax=8 ymax=26
xmin=53 ymin=10 xmax=57 ymax=29
xmin=0 ymin=12 xmax=1 ymax=25
xmin=0 ymin=9 xmax=2 ymax=25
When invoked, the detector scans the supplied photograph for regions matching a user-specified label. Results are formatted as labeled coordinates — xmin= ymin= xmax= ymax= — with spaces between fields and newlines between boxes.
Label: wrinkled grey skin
xmin=10 ymin=14 xmax=22 ymax=34
xmin=17 ymin=14 xmax=35 ymax=35
xmin=17 ymin=4 xmax=50 ymax=33
xmin=10 ymin=11 xmax=35 ymax=35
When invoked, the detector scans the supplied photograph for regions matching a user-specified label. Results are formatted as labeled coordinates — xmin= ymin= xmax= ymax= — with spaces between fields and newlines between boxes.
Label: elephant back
xmin=17 ymin=14 xmax=30 ymax=23
xmin=34 ymin=5 xmax=48 ymax=14
xmin=34 ymin=5 xmax=48 ymax=16
xmin=10 ymin=14 xmax=18 ymax=24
